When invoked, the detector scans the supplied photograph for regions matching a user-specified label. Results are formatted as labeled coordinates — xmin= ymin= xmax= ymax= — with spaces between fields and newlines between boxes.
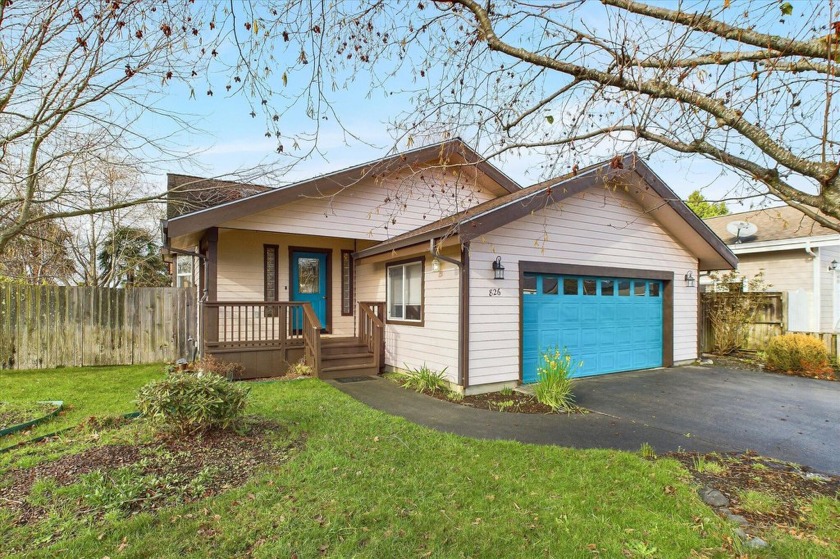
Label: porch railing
xmin=202 ymin=301 xmax=307 ymax=351
xmin=359 ymin=301 xmax=385 ymax=372
xmin=302 ymin=304 xmax=322 ymax=375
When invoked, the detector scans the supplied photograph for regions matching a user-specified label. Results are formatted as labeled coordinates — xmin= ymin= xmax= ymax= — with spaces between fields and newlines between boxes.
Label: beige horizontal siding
xmin=216 ymin=229 xmax=357 ymax=336
xmin=467 ymin=185 xmax=698 ymax=387
xmin=355 ymin=250 xmax=461 ymax=382
xmin=220 ymin=168 xmax=502 ymax=242
xmin=820 ymin=246 xmax=840 ymax=331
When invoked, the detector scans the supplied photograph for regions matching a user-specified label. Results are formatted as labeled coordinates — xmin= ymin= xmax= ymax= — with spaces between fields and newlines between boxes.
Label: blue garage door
xmin=522 ymin=274 xmax=663 ymax=382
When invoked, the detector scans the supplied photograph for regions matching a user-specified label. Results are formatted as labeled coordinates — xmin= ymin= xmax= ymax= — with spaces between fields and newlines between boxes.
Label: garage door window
xmin=387 ymin=259 xmax=423 ymax=324
xmin=583 ymin=279 xmax=597 ymax=295
xmin=543 ymin=276 xmax=559 ymax=295
xmin=649 ymin=282 xmax=660 ymax=297
xmin=523 ymin=274 xmax=537 ymax=295
xmin=634 ymin=281 xmax=646 ymax=296
xmin=563 ymin=278 xmax=578 ymax=295
xmin=618 ymin=280 xmax=631 ymax=296
xmin=601 ymin=279 xmax=615 ymax=296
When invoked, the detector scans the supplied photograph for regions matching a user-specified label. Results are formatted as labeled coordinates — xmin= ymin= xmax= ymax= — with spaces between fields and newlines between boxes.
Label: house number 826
xmin=489 ymin=288 xmax=502 ymax=297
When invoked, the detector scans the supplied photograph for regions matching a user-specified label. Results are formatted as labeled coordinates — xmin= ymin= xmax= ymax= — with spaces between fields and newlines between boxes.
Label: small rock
xmin=698 ymin=358 xmax=714 ymax=365
xmin=733 ymin=528 xmax=748 ymax=540
xmin=725 ymin=512 xmax=749 ymax=526
xmin=803 ymin=472 xmax=830 ymax=482
xmin=744 ymin=537 xmax=768 ymax=549
xmin=698 ymin=487 xmax=729 ymax=508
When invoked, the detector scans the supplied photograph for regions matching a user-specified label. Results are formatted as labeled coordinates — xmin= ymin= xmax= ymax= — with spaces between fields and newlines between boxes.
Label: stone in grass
xmin=744 ymin=537 xmax=768 ymax=549
xmin=725 ymin=512 xmax=749 ymax=526
xmin=698 ymin=487 xmax=729 ymax=508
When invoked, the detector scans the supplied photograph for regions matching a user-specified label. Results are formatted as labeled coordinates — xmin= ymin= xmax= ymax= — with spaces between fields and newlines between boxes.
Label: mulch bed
xmin=705 ymin=354 xmax=838 ymax=381
xmin=0 ymin=417 xmax=297 ymax=526
xmin=417 ymin=387 xmax=561 ymax=414
xmin=669 ymin=451 xmax=839 ymax=537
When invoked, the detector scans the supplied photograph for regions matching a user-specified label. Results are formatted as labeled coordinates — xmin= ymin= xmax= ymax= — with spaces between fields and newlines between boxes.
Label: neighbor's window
xmin=387 ymin=259 xmax=423 ymax=323
xmin=176 ymin=255 xmax=194 ymax=288
xmin=341 ymin=250 xmax=353 ymax=316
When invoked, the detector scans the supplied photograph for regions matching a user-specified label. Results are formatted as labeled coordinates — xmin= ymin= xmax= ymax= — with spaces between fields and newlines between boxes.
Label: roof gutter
xmin=430 ymin=239 xmax=467 ymax=388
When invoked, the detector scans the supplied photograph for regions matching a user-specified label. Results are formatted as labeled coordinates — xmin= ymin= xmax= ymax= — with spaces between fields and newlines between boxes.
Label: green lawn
xmin=0 ymin=366 xmax=837 ymax=558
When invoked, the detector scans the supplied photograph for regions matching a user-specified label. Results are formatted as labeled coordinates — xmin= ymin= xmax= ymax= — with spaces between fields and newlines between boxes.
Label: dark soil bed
xmin=705 ymin=354 xmax=838 ymax=381
xmin=668 ymin=451 xmax=839 ymax=537
xmin=0 ymin=417 xmax=297 ymax=525
xmin=0 ymin=402 xmax=57 ymax=431
xmin=419 ymin=387 xmax=575 ymax=414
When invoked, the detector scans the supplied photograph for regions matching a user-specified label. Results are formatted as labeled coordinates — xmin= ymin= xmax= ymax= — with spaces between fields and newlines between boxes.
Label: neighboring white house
xmin=705 ymin=206 xmax=840 ymax=333
xmin=163 ymin=140 xmax=736 ymax=393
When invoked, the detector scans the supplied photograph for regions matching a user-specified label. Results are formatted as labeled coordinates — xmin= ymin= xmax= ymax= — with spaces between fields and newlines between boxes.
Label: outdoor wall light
xmin=684 ymin=271 xmax=696 ymax=287
xmin=492 ymin=256 xmax=505 ymax=280
xmin=431 ymin=257 xmax=441 ymax=272
xmin=830 ymin=259 xmax=839 ymax=272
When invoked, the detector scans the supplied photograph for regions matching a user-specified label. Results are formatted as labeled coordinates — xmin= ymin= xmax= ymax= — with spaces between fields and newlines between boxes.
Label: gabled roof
xmin=704 ymin=205 xmax=840 ymax=245
xmin=165 ymin=139 xmax=521 ymax=239
xmin=355 ymin=153 xmax=737 ymax=271
xmin=166 ymin=174 xmax=270 ymax=219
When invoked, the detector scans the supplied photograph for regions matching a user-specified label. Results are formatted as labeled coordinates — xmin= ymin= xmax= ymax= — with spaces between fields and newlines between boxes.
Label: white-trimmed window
xmin=176 ymin=255 xmax=194 ymax=288
xmin=386 ymin=258 xmax=424 ymax=324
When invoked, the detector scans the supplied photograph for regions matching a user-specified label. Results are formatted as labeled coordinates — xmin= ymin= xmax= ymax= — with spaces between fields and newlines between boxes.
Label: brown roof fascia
xmin=354 ymin=153 xmax=737 ymax=270
xmin=166 ymin=139 xmax=520 ymax=239
xmin=353 ymin=165 xmax=612 ymax=259
xmin=459 ymin=168 xmax=613 ymax=242
xmin=627 ymin=155 xmax=738 ymax=269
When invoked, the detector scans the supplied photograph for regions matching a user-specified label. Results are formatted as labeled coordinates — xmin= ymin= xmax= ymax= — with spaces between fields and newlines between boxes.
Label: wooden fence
xmin=699 ymin=292 xmax=784 ymax=353
xmin=0 ymin=286 xmax=197 ymax=370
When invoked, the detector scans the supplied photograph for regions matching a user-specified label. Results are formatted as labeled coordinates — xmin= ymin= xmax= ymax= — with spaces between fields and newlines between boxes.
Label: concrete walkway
xmin=330 ymin=365 xmax=840 ymax=475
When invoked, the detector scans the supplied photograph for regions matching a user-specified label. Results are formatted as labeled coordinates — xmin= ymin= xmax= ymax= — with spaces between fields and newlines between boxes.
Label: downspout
xmin=805 ymin=241 xmax=820 ymax=331
xmin=430 ymin=239 xmax=465 ymax=387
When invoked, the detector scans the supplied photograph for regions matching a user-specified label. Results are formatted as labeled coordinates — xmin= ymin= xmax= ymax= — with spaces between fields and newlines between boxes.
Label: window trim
xmin=385 ymin=256 xmax=425 ymax=327
xmin=341 ymin=249 xmax=354 ymax=316
xmin=263 ymin=244 xmax=279 ymax=317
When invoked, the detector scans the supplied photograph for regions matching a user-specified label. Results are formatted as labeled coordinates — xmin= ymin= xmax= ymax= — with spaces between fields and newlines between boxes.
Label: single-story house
xmin=162 ymin=139 xmax=736 ymax=393
xmin=705 ymin=206 xmax=840 ymax=333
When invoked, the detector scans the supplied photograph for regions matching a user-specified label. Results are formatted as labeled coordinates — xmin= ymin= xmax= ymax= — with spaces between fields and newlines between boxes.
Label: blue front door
xmin=522 ymin=274 xmax=663 ymax=383
xmin=291 ymin=250 xmax=329 ymax=330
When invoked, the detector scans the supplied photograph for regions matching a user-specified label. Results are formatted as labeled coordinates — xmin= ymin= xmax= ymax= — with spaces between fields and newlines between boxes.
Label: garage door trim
xmin=518 ymin=261 xmax=674 ymax=382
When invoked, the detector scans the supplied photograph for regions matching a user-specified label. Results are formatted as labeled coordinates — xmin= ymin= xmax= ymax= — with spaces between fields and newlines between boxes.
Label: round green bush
xmin=764 ymin=333 xmax=830 ymax=374
xmin=137 ymin=372 xmax=249 ymax=435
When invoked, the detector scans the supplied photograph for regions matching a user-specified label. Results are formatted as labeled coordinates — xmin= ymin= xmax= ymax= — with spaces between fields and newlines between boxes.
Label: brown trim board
xmin=383 ymin=255 xmax=426 ymax=327
xmin=518 ymin=261 xmax=675 ymax=379
xmin=340 ymin=249 xmax=354 ymax=317
xmin=288 ymin=246 xmax=333 ymax=333
xmin=460 ymin=242 xmax=470 ymax=388
xmin=166 ymin=139 xmax=520 ymax=239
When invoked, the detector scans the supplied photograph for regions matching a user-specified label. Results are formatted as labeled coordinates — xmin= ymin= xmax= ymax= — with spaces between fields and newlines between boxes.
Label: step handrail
xmin=302 ymin=304 xmax=322 ymax=376
xmin=358 ymin=302 xmax=385 ymax=372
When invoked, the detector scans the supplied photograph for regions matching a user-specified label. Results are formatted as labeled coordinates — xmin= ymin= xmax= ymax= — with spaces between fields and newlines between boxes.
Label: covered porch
xmin=201 ymin=300 xmax=385 ymax=380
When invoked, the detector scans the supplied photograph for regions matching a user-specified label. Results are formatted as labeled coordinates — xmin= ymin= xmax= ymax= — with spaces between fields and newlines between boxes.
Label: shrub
xmin=137 ymin=373 xmax=249 ymax=435
xmin=194 ymin=354 xmax=245 ymax=380
xmin=705 ymin=271 xmax=769 ymax=354
xmin=534 ymin=347 xmax=577 ymax=412
xmin=398 ymin=363 xmax=449 ymax=393
xmin=286 ymin=358 xmax=313 ymax=377
xmin=765 ymin=333 xmax=830 ymax=374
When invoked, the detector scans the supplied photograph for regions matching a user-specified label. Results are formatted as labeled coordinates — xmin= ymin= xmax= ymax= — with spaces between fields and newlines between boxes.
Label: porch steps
xmin=319 ymin=337 xmax=378 ymax=379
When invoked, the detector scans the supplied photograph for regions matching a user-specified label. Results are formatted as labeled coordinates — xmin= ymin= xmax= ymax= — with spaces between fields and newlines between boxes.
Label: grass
xmin=692 ymin=454 xmax=727 ymax=475
xmin=738 ymin=489 xmax=781 ymax=515
xmin=1 ymin=365 xmax=838 ymax=558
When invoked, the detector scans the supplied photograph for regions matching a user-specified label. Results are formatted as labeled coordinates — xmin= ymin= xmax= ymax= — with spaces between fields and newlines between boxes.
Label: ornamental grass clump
xmin=765 ymin=333 xmax=831 ymax=375
xmin=534 ymin=347 xmax=577 ymax=412
xmin=137 ymin=372 xmax=249 ymax=435
xmin=398 ymin=363 xmax=449 ymax=393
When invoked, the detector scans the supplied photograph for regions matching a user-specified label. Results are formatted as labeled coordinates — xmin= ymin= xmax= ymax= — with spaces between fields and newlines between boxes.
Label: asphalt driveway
xmin=331 ymin=365 xmax=840 ymax=474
